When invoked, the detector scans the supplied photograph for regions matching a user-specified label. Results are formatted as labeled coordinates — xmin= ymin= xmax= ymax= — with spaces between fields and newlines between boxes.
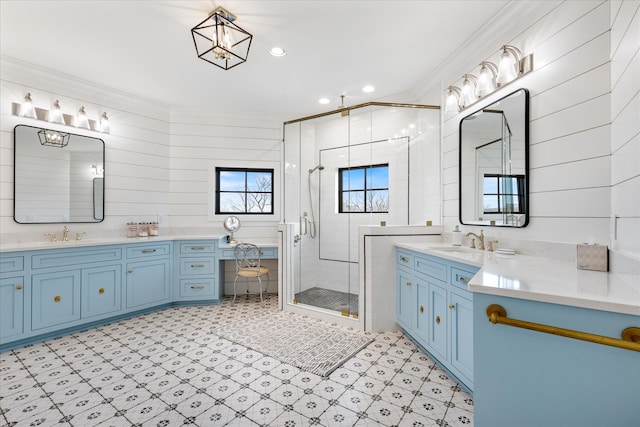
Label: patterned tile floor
xmin=0 ymin=295 xmax=473 ymax=427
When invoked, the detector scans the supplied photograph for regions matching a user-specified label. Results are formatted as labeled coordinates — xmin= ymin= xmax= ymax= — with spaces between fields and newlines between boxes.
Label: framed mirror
xmin=459 ymin=88 xmax=529 ymax=227
xmin=13 ymin=124 xmax=105 ymax=223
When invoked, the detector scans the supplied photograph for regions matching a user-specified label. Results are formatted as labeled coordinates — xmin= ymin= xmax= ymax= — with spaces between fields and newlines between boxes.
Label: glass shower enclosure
xmin=282 ymin=103 xmax=439 ymax=325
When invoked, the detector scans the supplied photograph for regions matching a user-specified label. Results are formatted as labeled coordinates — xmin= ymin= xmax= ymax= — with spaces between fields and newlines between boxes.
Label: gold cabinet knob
xmin=401 ymin=257 xmax=409 ymax=263
xmin=449 ymin=304 xmax=455 ymax=309
xmin=419 ymin=305 xmax=424 ymax=313
xmin=99 ymin=288 xmax=105 ymax=294
xmin=435 ymin=315 xmax=441 ymax=324
xmin=128 ymin=269 xmax=133 ymax=273
xmin=16 ymin=285 xmax=23 ymax=290
xmin=54 ymin=295 xmax=61 ymax=302
xmin=406 ymin=281 xmax=411 ymax=286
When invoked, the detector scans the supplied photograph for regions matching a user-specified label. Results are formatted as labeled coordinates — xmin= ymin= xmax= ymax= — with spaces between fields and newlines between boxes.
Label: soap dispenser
xmin=452 ymin=225 xmax=463 ymax=246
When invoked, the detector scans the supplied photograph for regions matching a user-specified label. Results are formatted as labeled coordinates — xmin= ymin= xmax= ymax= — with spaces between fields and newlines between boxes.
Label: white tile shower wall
xmin=0 ymin=56 xmax=171 ymax=242
xmin=610 ymin=0 xmax=640 ymax=257
xmin=168 ymin=109 xmax=282 ymax=242
xmin=438 ymin=1 xmax=637 ymax=261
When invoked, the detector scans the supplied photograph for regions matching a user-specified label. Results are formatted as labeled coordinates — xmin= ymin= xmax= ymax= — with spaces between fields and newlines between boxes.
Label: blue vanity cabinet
xmin=81 ymin=264 xmax=122 ymax=318
xmin=174 ymin=241 xmax=219 ymax=302
xmin=32 ymin=269 xmax=81 ymax=330
xmin=0 ymin=255 xmax=25 ymax=342
xmin=125 ymin=242 xmax=172 ymax=309
xmin=395 ymin=248 xmax=479 ymax=391
xmin=0 ymin=276 xmax=25 ymax=341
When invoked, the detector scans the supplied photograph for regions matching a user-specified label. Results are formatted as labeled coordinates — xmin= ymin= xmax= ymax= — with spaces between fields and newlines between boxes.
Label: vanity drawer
xmin=397 ymin=251 xmax=413 ymax=268
xmin=179 ymin=242 xmax=216 ymax=255
xmin=179 ymin=258 xmax=215 ymax=276
xmin=414 ymin=255 xmax=447 ymax=282
xmin=126 ymin=243 xmax=171 ymax=259
xmin=451 ymin=266 xmax=479 ymax=292
xmin=220 ymin=247 xmax=277 ymax=259
xmin=179 ymin=278 xmax=216 ymax=298
xmin=0 ymin=256 xmax=24 ymax=274
xmin=32 ymin=247 xmax=122 ymax=269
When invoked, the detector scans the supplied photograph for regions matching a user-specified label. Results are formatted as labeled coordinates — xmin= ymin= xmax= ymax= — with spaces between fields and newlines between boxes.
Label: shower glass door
xmin=283 ymin=104 xmax=432 ymax=322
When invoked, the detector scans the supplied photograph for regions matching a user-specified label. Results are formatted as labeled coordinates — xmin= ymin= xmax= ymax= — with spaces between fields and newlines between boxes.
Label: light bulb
xmin=497 ymin=47 xmax=518 ymax=85
xmin=19 ymin=93 xmax=37 ymax=119
xmin=76 ymin=106 xmax=90 ymax=129
xmin=444 ymin=87 xmax=460 ymax=114
xmin=100 ymin=112 xmax=110 ymax=133
xmin=49 ymin=100 xmax=65 ymax=124
xmin=460 ymin=75 xmax=477 ymax=108
xmin=476 ymin=62 xmax=497 ymax=97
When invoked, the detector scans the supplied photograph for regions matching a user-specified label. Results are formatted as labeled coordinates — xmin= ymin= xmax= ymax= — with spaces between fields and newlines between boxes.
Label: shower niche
xmin=282 ymin=103 xmax=440 ymax=327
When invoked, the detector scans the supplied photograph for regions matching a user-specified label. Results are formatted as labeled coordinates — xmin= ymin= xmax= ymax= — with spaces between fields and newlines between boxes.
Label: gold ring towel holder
xmin=486 ymin=304 xmax=640 ymax=352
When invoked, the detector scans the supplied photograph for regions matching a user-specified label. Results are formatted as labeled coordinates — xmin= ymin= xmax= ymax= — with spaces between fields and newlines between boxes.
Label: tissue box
xmin=577 ymin=244 xmax=608 ymax=271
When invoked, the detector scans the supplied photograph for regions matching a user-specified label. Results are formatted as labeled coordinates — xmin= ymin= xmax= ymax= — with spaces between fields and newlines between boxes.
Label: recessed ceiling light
xmin=362 ymin=85 xmax=375 ymax=93
xmin=269 ymin=47 xmax=286 ymax=57
xmin=318 ymin=98 xmax=330 ymax=105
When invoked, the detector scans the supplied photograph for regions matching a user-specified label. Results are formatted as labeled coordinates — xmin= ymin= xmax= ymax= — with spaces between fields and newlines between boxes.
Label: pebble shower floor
xmin=0 ymin=295 xmax=473 ymax=426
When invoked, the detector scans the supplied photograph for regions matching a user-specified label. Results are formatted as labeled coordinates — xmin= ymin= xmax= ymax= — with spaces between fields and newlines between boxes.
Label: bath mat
xmin=212 ymin=311 xmax=373 ymax=377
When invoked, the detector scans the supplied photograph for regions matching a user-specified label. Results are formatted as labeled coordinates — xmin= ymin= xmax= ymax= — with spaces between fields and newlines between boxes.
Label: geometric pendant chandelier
xmin=191 ymin=6 xmax=253 ymax=70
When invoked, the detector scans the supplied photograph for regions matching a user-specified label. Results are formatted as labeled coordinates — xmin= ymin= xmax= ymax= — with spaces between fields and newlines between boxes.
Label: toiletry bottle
xmin=149 ymin=222 xmax=159 ymax=236
xmin=127 ymin=222 xmax=138 ymax=238
xmin=452 ymin=225 xmax=462 ymax=246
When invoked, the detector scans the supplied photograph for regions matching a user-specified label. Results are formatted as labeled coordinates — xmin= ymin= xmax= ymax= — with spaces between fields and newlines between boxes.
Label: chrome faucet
xmin=466 ymin=230 xmax=485 ymax=250
xmin=62 ymin=225 xmax=70 ymax=242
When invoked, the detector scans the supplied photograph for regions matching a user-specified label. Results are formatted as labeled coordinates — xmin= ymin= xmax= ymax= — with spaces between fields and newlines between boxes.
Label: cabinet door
xmin=126 ymin=259 xmax=170 ymax=309
xmin=450 ymin=291 xmax=474 ymax=382
xmin=82 ymin=265 xmax=122 ymax=319
xmin=0 ymin=277 xmax=24 ymax=340
xmin=396 ymin=268 xmax=414 ymax=331
xmin=414 ymin=278 xmax=430 ymax=346
xmin=428 ymin=281 xmax=448 ymax=360
xmin=32 ymin=270 xmax=81 ymax=330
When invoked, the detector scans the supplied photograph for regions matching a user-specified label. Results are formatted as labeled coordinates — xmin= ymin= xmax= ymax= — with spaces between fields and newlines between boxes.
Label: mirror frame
xmin=13 ymin=124 xmax=105 ymax=224
xmin=458 ymin=88 xmax=529 ymax=228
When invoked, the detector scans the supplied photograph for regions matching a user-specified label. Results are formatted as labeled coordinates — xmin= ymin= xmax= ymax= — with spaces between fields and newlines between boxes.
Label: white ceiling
xmin=1 ymin=0 xmax=512 ymax=119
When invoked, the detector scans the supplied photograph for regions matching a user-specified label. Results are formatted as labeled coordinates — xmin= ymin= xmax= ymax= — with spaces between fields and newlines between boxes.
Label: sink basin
xmin=432 ymin=246 xmax=476 ymax=254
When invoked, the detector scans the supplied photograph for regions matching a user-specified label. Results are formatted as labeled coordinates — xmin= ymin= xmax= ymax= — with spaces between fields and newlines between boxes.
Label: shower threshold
xmin=294 ymin=287 xmax=358 ymax=316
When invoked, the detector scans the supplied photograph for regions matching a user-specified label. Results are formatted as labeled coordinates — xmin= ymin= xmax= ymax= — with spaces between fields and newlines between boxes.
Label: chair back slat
xmin=234 ymin=243 xmax=262 ymax=272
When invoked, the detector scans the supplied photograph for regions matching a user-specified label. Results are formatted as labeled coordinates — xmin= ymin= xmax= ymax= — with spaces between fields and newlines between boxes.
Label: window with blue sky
xmin=339 ymin=164 xmax=389 ymax=213
xmin=215 ymin=167 xmax=273 ymax=214
xmin=483 ymin=174 xmax=525 ymax=214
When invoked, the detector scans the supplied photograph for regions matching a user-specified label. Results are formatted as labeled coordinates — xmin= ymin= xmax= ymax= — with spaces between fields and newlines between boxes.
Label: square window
xmin=215 ymin=168 xmax=274 ymax=215
xmin=338 ymin=164 xmax=389 ymax=213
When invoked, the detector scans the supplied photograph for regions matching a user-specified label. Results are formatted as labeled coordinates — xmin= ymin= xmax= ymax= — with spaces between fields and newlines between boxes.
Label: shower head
xmin=308 ymin=165 xmax=325 ymax=174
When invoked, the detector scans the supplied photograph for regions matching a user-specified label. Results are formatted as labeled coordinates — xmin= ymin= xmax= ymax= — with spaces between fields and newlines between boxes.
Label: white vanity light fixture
xmin=99 ymin=112 xmax=110 ymax=133
xmin=19 ymin=93 xmax=37 ymax=119
xmin=49 ymin=100 xmax=65 ymax=124
xmin=459 ymin=74 xmax=478 ymax=108
xmin=444 ymin=43 xmax=533 ymax=115
xmin=76 ymin=106 xmax=90 ymax=129
xmin=444 ymin=86 xmax=461 ymax=114
xmin=475 ymin=61 xmax=498 ymax=97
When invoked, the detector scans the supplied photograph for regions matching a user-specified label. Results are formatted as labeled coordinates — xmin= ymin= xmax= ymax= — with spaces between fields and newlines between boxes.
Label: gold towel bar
xmin=486 ymin=304 xmax=640 ymax=352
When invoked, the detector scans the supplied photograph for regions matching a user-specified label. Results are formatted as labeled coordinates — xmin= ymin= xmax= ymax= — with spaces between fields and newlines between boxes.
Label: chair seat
xmin=237 ymin=266 xmax=269 ymax=278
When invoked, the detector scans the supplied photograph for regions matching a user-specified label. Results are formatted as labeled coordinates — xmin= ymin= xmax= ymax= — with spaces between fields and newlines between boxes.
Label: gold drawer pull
xmin=419 ymin=305 xmax=424 ymax=313
xmin=400 ymin=256 xmax=409 ymax=263
xmin=54 ymin=295 xmax=61 ymax=302
xmin=406 ymin=281 xmax=411 ymax=286
xmin=190 ymin=286 xmax=205 ymax=290
xmin=191 ymin=264 xmax=205 ymax=268
xmin=141 ymin=249 xmax=157 ymax=253
xmin=190 ymin=246 xmax=205 ymax=250
xmin=459 ymin=277 xmax=469 ymax=284
xmin=99 ymin=288 xmax=105 ymax=294
xmin=16 ymin=285 xmax=23 ymax=290
xmin=435 ymin=316 xmax=440 ymax=324
xmin=449 ymin=304 xmax=455 ymax=309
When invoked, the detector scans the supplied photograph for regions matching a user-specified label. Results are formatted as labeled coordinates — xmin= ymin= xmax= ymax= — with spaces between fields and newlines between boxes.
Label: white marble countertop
xmin=0 ymin=234 xmax=278 ymax=253
xmin=396 ymin=242 xmax=640 ymax=316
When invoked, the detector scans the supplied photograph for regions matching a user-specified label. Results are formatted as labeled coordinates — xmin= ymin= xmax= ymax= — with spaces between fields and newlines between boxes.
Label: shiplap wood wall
xmin=440 ymin=0 xmax=639 ymax=262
